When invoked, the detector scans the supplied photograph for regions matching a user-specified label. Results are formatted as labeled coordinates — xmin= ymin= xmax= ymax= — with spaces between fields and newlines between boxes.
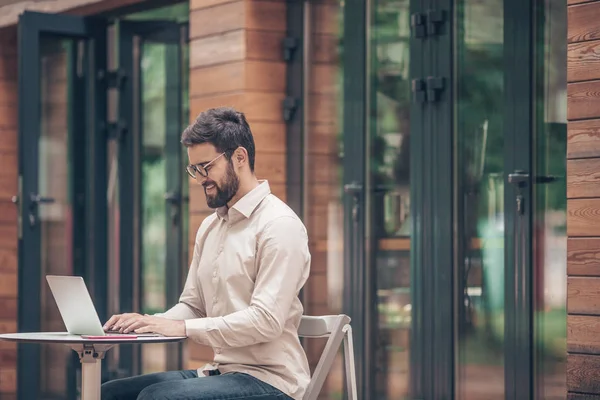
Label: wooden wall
xmin=185 ymin=0 xmax=288 ymax=370
xmin=0 ymin=26 xmax=18 ymax=400
xmin=303 ymin=1 xmax=345 ymax=397
xmin=567 ymin=0 xmax=600 ymax=397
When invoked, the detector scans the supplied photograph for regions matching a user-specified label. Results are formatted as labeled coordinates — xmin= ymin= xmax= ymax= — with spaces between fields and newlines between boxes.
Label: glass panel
xmin=180 ymin=28 xmax=190 ymax=295
xmin=304 ymin=0 xmax=345 ymax=398
xmin=140 ymin=40 xmax=172 ymax=374
xmin=106 ymin=22 xmax=123 ymax=378
xmin=38 ymin=37 xmax=76 ymax=399
xmin=455 ymin=0 xmax=505 ymax=398
xmin=125 ymin=2 xmax=189 ymax=22
xmin=369 ymin=0 xmax=411 ymax=398
xmin=533 ymin=1 xmax=567 ymax=398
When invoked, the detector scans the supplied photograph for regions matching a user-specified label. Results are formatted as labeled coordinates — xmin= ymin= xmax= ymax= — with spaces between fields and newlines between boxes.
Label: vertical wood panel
xmin=568 ymin=2 xmax=600 ymax=397
xmin=569 ymin=2 xmax=600 ymax=43
xmin=568 ymin=119 xmax=600 ymax=159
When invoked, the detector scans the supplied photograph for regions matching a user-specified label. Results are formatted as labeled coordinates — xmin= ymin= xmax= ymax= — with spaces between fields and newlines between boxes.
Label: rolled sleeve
xmin=185 ymin=216 xmax=310 ymax=348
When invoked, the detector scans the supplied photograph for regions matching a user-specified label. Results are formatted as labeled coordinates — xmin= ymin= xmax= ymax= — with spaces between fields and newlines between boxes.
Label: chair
xmin=299 ymin=314 xmax=357 ymax=400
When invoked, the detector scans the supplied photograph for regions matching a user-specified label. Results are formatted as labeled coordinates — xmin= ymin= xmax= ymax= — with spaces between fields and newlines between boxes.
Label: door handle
xmin=508 ymin=170 xmax=529 ymax=187
xmin=30 ymin=194 xmax=56 ymax=204
xmin=164 ymin=192 xmax=190 ymax=226
xmin=344 ymin=182 xmax=363 ymax=223
xmin=28 ymin=193 xmax=56 ymax=226
xmin=535 ymin=175 xmax=561 ymax=184
xmin=164 ymin=192 xmax=190 ymax=204
xmin=508 ymin=170 xmax=529 ymax=215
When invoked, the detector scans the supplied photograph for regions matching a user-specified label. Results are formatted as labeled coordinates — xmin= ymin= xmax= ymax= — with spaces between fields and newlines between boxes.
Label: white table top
xmin=0 ymin=332 xmax=186 ymax=344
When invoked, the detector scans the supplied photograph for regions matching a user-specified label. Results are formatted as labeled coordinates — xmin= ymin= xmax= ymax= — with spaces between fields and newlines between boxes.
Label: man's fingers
xmin=134 ymin=325 xmax=152 ymax=334
xmin=103 ymin=314 xmax=122 ymax=330
xmin=119 ymin=316 xmax=144 ymax=331
xmin=123 ymin=319 xmax=149 ymax=333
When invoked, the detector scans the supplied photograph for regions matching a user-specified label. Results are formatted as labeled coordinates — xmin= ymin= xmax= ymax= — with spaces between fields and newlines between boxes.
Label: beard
xmin=204 ymin=160 xmax=240 ymax=209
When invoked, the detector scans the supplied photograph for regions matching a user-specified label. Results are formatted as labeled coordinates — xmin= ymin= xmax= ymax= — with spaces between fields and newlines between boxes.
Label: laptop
xmin=46 ymin=275 xmax=160 ymax=338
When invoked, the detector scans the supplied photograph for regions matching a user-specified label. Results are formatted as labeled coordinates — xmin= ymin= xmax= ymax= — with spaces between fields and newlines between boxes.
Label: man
xmin=101 ymin=107 xmax=311 ymax=400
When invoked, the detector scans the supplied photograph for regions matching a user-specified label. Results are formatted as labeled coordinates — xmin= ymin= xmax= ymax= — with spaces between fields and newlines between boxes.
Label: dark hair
xmin=181 ymin=107 xmax=256 ymax=171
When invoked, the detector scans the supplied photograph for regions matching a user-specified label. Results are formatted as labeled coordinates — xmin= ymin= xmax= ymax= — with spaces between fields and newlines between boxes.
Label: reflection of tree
xmin=459 ymin=45 xmax=504 ymax=185
xmin=142 ymin=157 xmax=167 ymax=314
xmin=132 ymin=2 xmax=190 ymax=314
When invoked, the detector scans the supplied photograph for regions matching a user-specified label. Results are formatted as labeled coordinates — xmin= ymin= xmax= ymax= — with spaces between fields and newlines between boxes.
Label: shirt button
xmin=213 ymin=270 xmax=217 ymax=278
xmin=215 ymin=348 xmax=221 ymax=354
xmin=213 ymin=296 xmax=218 ymax=303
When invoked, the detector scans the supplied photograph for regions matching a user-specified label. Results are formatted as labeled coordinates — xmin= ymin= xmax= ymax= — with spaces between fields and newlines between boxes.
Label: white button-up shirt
xmin=160 ymin=180 xmax=311 ymax=399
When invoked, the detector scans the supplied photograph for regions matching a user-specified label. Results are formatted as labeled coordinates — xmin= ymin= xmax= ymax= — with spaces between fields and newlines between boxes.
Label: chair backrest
xmin=298 ymin=314 xmax=350 ymax=338
xmin=299 ymin=314 xmax=353 ymax=400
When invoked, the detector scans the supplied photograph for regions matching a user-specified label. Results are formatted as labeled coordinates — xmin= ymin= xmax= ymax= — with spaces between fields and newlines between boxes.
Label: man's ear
xmin=234 ymin=147 xmax=248 ymax=166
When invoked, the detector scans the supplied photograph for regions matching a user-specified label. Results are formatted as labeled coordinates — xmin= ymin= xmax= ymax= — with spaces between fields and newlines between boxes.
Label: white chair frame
xmin=299 ymin=314 xmax=357 ymax=400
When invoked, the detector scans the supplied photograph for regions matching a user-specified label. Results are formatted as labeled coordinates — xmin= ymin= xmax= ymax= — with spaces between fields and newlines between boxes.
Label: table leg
xmin=70 ymin=343 xmax=112 ymax=400
xmin=81 ymin=352 xmax=102 ymax=399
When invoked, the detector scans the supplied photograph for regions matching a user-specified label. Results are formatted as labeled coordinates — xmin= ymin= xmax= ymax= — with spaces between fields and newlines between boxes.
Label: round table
xmin=0 ymin=332 xmax=185 ymax=399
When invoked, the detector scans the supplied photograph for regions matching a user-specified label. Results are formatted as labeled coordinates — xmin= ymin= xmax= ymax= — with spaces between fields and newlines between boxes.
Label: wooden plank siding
xmin=185 ymin=0 xmax=288 ymax=370
xmin=568 ymin=1 xmax=600 ymax=397
xmin=302 ymin=1 xmax=346 ymax=397
xmin=0 ymin=26 xmax=18 ymax=398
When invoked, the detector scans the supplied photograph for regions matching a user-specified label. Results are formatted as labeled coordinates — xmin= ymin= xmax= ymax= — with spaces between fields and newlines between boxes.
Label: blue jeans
xmin=101 ymin=370 xmax=293 ymax=400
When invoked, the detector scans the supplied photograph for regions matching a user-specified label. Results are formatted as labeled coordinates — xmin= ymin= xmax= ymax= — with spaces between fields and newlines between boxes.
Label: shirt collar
xmin=216 ymin=180 xmax=271 ymax=220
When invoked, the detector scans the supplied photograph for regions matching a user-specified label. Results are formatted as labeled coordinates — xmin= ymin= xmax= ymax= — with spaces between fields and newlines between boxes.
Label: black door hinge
xmin=426 ymin=76 xmax=445 ymax=102
xmin=426 ymin=10 xmax=446 ymax=36
xmin=412 ymin=78 xmax=426 ymax=103
xmin=283 ymin=37 xmax=298 ymax=62
xmin=283 ymin=97 xmax=298 ymax=122
xmin=411 ymin=10 xmax=446 ymax=38
xmin=98 ymin=69 xmax=127 ymax=88
xmin=412 ymin=77 xmax=445 ymax=103
xmin=411 ymin=13 xmax=426 ymax=38
xmin=105 ymin=121 xmax=128 ymax=141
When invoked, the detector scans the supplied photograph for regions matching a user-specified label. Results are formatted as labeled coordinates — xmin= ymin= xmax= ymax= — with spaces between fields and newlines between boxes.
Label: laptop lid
xmin=46 ymin=275 xmax=105 ymax=336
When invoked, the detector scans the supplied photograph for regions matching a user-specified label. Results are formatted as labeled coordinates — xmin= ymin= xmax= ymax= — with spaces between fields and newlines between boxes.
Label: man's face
xmin=187 ymin=143 xmax=240 ymax=209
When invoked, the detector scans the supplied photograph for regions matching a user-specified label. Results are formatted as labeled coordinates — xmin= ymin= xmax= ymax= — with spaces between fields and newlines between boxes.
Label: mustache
xmin=203 ymin=180 xmax=217 ymax=189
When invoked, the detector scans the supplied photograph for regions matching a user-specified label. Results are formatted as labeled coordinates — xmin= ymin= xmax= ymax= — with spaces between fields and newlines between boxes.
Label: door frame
xmin=17 ymin=11 xmax=107 ymax=400
xmin=338 ymin=0 xmax=539 ymax=397
xmin=113 ymin=19 xmax=188 ymax=377
xmin=503 ymin=0 xmax=535 ymax=397
xmin=451 ymin=0 xmax=537 ymax=398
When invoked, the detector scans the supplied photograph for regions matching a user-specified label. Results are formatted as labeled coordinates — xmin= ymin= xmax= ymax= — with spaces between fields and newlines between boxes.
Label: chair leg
xmin=343 ymin=324 xmax=358 ymax=400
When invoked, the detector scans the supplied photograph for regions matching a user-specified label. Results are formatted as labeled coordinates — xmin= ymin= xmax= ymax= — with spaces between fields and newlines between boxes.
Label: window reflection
xmin=534 ymin=0 xmax=567 ymax=398
xmin=455 ymin=0 xmax=505 ymax=398
xmin=370 ymin=0 xmax=411 ymax=398
xmin=305 ymin=1 xmax=345 ymax=398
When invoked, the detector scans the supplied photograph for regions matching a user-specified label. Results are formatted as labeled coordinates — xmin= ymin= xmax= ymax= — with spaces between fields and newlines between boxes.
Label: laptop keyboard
xmin=106 ymin=330 xmax=162 ymax=337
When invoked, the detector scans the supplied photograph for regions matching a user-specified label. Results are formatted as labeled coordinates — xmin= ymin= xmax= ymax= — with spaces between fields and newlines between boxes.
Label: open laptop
xmin=46 ymin=275 xmax=160 ymax=337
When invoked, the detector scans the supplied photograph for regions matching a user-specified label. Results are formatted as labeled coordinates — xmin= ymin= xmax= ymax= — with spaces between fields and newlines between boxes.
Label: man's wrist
xmin=181 ymin=320 xmax=188 ymax=337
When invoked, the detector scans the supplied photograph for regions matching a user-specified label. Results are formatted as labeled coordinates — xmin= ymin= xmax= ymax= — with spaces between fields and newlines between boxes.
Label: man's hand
xmin=103 ymin=313 xmax=143 ymax=332
xmin=103 ymin=313 xmax=186 ymax=337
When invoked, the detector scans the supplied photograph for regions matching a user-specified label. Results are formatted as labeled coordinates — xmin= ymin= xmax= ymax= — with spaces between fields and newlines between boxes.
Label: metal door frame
xmin=113 ymin=19 xmax=188 ymax=377
xmin=17 ymin=11 xmax=107 ymax=400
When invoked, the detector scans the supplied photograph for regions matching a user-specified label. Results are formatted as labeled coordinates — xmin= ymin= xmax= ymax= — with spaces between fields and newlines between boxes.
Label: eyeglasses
xmin=186 ymin=152 xmax=226 ymax=179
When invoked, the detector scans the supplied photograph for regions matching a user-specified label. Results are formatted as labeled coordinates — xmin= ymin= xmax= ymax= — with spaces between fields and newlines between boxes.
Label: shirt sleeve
xmin=184 ymin=216 xmax=311 ymax=348
xmin=155 ymin=226 xmax=207 ymax=320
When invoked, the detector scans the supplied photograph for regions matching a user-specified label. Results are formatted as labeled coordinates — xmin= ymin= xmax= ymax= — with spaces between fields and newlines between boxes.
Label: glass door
xmin=17 ymin=11 xmax=107 ymax=400
xmin=368 ymin=0 xmax=412 ymax=398
xmin=454 ymin=0 xmax=567 ymax=398
xmin=454 ymin=0 xmax=506 ymax=397
xmin=107 ymin=14 xmax=189 ymax=379
xmin=339 ymin=0 xmax=418 ymax=398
